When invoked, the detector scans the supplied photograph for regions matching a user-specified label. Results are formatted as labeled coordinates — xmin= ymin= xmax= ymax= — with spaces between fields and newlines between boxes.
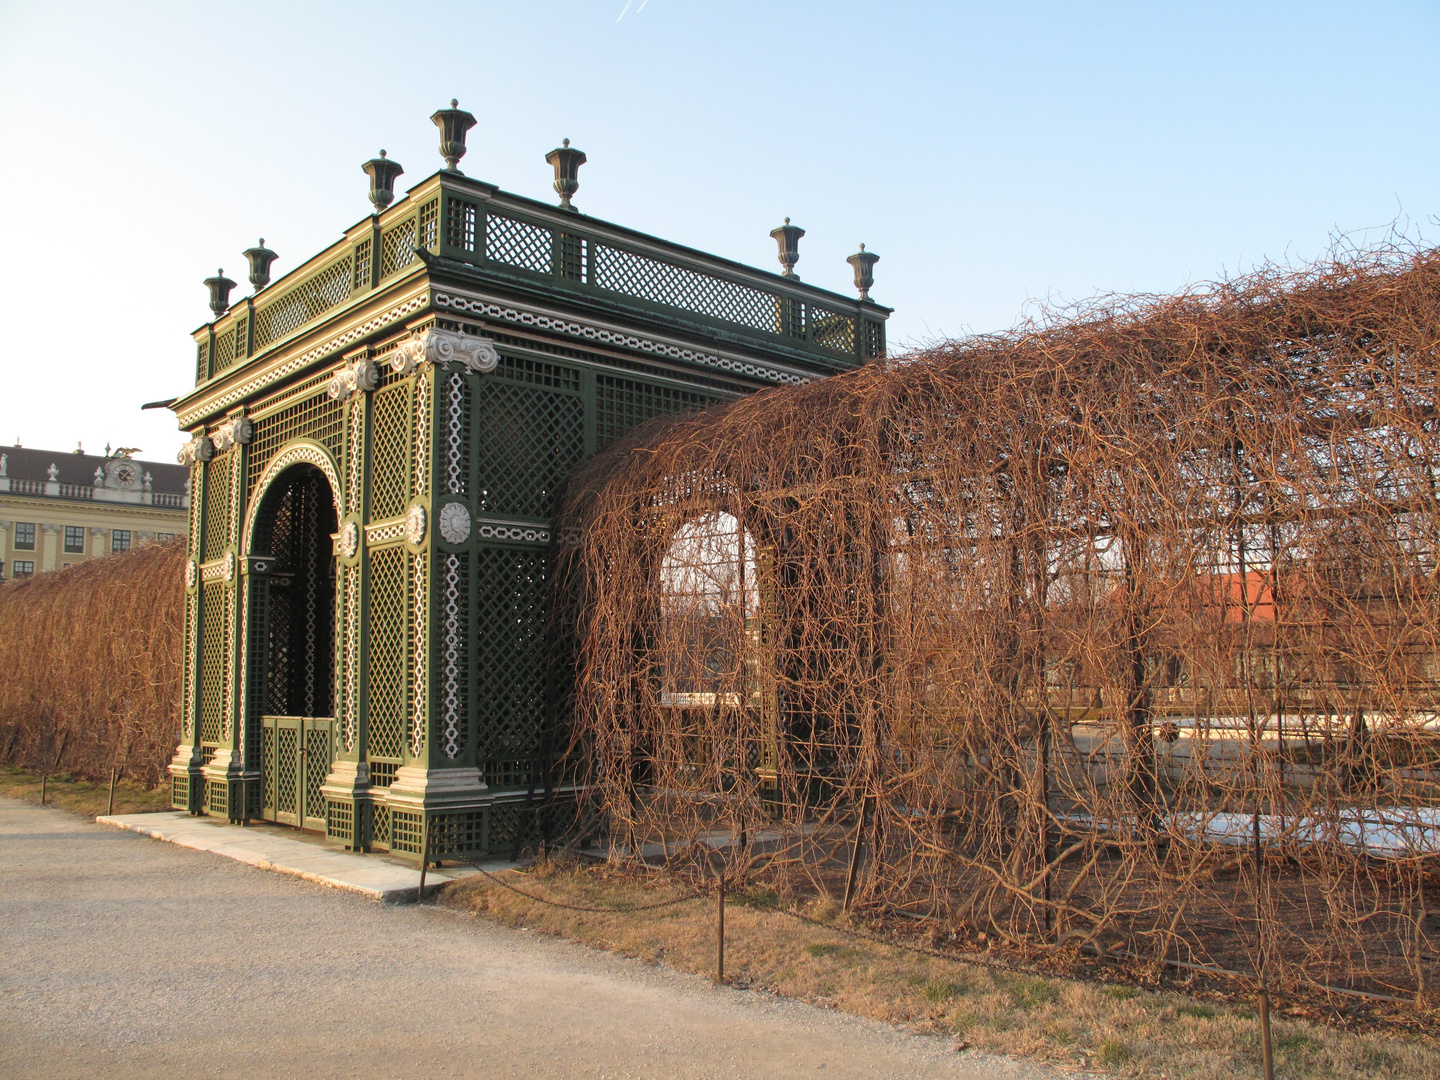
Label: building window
xmin=111 ymin=529 xmax=131 ymax=553
xmin=14 ymin=523 xmax=35 ymax=550
xmin=64 ymin=526 xmax=85 ymax=553
xmin=155 ymin=532 xmax=177 ymax=542
xmin=12 ymin=560 xmax=34 ymax=578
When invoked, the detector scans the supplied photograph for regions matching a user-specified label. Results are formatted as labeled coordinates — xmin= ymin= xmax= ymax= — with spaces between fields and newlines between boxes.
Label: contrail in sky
xmin=617 ymin=0 xmax=650 ymax=20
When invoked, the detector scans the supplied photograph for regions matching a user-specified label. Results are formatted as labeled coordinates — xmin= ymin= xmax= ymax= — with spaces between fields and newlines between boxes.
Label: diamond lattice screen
xmin=304 ymin=725 xmax=330 ymax=818
xmin=202 ymin=458 xmax=232 ymax=562
xmin=246 ymin=391 xmax=344 ymax=497
xmin=199 ymin=583 xmax=228 ymax=744
xmin=367 ymin=546 xmax=407 ymax=758
xmin=590 ymin=244 xmax=781 ymax=333
xmin=380 ymin=217 xmax=417 ymax=279
xmin=596 ymin=375 xmax=720 ymax=451
xmin=253 ymin=257 xmax=353 ymax=350
xmin=371 ymin=382 xmax=413 ymax=520
xmin=274 ymin=725 xmax=298 ymax=815
xmin=476 ymin=380 xmax=584 ymax=520
xmin=485 ymin=215 xmax=553 ymax=274
xmin=807 ymin=304 xmax=856 ymax=353
xmin=474 ymin=546 xmax=548 ymax=782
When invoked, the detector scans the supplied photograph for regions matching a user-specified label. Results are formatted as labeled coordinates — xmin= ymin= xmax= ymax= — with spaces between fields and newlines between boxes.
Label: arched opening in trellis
xmin=654 ymin=511 xmax=767 ymax=796
xmin=248 ymin=461 xmax=338 ymax=829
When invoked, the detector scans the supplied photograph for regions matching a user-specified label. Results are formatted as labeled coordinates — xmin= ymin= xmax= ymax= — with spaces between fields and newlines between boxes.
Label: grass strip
xmin=0 ymin=764 xmax=172 ymax=817
xmin=441 ymin=860 xmax=1439 ymax=1079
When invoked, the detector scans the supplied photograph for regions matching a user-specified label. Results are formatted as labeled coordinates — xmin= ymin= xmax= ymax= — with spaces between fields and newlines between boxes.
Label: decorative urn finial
xmin=846 ymin=243 xmax=879 ymax=301
xmin=545 ymin=137 xmax=587 ymax=212
xmin=431 ymin=99 xmax=477 ymax=174
xmin=770 ymin=217 xmax=805 ymax=280
xmin=203 ymin=268 xmax=237 ymax=318
xmin=362 ymin=149 xmax=404 ymax=213
xmin=243 ymin=238 xmax=278 ymax=291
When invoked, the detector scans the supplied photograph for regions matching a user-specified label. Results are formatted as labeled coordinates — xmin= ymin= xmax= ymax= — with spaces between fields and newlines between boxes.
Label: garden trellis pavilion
xmin=167 ymin=101 xmax=888 ymax=858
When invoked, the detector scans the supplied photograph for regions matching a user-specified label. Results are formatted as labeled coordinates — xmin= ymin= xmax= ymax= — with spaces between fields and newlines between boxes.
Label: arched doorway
xmin=250 ymin=462 xmax=338 ymax=828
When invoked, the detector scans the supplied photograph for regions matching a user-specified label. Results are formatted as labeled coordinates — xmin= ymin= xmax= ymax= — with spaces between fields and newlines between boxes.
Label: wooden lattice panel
xmin=476 ymin=380 xmax=584 ymax=521
xmin=380 ymin=216 xmax=417 ymax=279
xmin=199 ymin=583 xmax=228 ymax=744
xmin=474 ymin=545 xmax=548 ymax=786
xmin=202 ymin=456 xmax=232 ymax=562
xmin=806 ymin=303 xmax=856 ymax=354
xmin=246 ymin=391 xmax=344 ymax=496
xmin=485 ymin=214 xmax=552 ymax=274
xmin=591 ymin=243 xmax=781 ymax=334
xmin=253 ymin=256 xmax=353 ymax=349
xmin=596 ymin=374 xmax=720 ymax=451
xmin=446 ymin=197 xmax=480 ymax=254
xmin=366 ymin=546 xmax=407 ymax=758
xmin=370 ymin=382 xmax=413 ymax=520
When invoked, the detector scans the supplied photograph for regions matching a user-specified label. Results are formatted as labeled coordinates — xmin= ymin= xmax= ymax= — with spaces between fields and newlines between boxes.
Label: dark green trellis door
xmin=260 ymin=716 xmax=332 ymax=830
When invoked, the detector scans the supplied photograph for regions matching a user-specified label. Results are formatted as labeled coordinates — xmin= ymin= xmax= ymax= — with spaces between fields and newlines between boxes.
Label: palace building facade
xmin=0 ymin=446 xmax=188 ymax=579
xmin=167 ymin=103 xmax=887 ymax=858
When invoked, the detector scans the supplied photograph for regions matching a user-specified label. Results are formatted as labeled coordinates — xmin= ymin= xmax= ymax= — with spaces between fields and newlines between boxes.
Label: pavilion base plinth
xmin=320 ymin=760 xmax=373 ymax=850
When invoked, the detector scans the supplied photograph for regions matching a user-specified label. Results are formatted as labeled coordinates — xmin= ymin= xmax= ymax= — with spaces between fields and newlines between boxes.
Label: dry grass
xmin=442 ymin=859 xmax=1440 ymax=1080
xmin=0 ymin=764 xmax=172 ymax=817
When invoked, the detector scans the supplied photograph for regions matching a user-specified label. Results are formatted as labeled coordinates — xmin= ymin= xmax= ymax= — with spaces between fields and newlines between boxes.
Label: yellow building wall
xmin=0 ymin=494 xmax=187 ymax=576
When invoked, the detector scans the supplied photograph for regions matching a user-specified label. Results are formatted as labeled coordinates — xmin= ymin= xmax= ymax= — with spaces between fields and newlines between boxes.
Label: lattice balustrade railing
xmin=380 ymin=216 xmax=418 ymax=279
xmin=486 ymin=213 xmax=552 ymax=274
xmin=806 ymin=303 xmax=857 ymax=354
xmin=591 ymin=243 xmax=782 ymax=334
xmin=252 ymin=256 xmax=353 ymax=351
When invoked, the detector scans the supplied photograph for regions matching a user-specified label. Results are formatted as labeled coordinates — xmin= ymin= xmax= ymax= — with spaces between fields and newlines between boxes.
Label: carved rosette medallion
xmin=185 ymin=560 xmax=198 ymax=589
xmin=338 ymin=520 xmax=360 ymax=559
xmin=404 ymin=505 xmax=427 ymax=546
xmin=438 ymin=501 xmax=471 ymax=544
xmin=223 ymin=551 xmax=236 ymax=582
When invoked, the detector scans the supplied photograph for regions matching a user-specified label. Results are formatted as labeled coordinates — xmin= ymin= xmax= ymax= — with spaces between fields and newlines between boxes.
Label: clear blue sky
xmin=1 ymin=1 xmax=1436 ymax=460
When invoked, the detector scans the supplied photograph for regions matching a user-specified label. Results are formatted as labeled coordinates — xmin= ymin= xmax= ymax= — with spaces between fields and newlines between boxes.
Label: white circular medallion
xmin=185 ymin=559 xmax=197 ymax=589
xmin=438 ymin=501 xmax=471 ymax=544
xmin=338 ymin=520 xmax=360 ymax=559
xmin=405 ymin=504 xmax=427 ymax=546
xmin=223 ymin=551 xmax=236 ymax=582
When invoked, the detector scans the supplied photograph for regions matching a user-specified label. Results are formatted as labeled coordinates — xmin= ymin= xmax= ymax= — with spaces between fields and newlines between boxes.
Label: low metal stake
xmin=716 ymin=872 xmax=726 ymax=985
xmin=107 ymin=766 xmax=118 ymax=816
xmin=40 ymin=773 xmax=47 ymax=806
xmin=417 ymin=820 xmax=430 ymax=904
xmin=1258 ymin=988 xmax=1274 ymax=1080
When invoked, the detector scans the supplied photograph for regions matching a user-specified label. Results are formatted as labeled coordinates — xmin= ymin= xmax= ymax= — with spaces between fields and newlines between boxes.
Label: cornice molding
xmin=177 ymin=289 xmax=430 ymax=427
xmin=432 ymin=289 xmax=815 ymax=387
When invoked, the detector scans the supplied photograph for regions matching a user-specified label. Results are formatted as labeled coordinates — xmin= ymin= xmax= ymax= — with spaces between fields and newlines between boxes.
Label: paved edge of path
xmin=94 ymin=810 xmax=515 ymax=902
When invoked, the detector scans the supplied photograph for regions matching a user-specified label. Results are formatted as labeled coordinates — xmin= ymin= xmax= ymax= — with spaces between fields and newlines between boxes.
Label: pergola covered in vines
xmin=561 ymin=247 xmax=1440 ymax=1003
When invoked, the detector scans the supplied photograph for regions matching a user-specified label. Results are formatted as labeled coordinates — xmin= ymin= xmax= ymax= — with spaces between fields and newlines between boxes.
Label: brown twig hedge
xmin=557 ymin=243 xmax=1440 ymax=1008
xmin=0 ymin=538 xmax=183 ymax=785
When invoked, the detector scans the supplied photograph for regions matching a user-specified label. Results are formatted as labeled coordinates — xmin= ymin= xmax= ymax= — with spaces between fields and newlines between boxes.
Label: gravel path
xmin=0 ymin=797 xmax=1061 ymax=1080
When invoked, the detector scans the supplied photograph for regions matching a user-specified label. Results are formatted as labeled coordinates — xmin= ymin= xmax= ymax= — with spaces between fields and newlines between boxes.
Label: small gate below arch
xmin=260 ymin=715 xmax=333 ymax=831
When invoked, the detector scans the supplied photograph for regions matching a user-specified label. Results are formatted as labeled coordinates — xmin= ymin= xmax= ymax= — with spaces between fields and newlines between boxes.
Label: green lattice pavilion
xmin=167 ymin=104 xmax=889 ymax=859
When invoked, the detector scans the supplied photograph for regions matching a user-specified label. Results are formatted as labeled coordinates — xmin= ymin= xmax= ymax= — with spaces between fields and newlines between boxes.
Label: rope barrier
xmin=463 ymin=861 xmax=707 ymax=913
xmin=454 ymin=862 xmax=1416 ymax=1007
